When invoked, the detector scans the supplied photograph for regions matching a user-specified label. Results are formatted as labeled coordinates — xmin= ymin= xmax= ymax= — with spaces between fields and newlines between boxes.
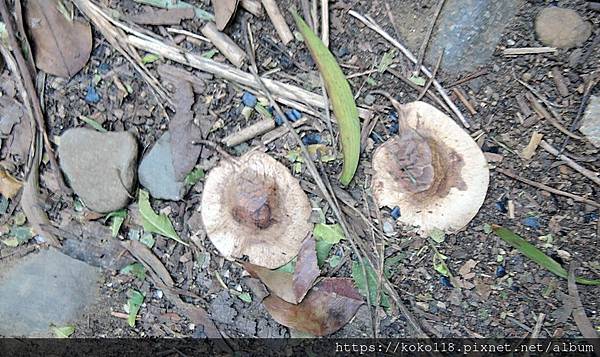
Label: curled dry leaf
xmin=158 ymin=65 xmax=202 ymax=181
xmin=25 ymin=0 xmax=92 ymax=78
xmin=202 ymin=151 xmax=313 ymax=269
xmin=243 ymin=236 xmax=319 ymax=304
xmin=0 ymin=168 xmax=22 ymax=199
xmin=263 ymin=277 xmax=363 ymax=336
xmin=372 ymin=101 xmax=489 ymax=234
xmin=212 ymin=0 xmax=239 ymax=30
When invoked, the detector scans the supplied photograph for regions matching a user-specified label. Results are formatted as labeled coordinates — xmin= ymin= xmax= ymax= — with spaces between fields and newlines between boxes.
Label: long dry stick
xmin=496 ymin=168 xmax=600 ymax=208
xmin=0 ymin=0 xmax=69 ymax=194
xmin=415 ymin=0 xmax=446 ymax=73
xmin=349 ymin=10 xmax=469 ymax=128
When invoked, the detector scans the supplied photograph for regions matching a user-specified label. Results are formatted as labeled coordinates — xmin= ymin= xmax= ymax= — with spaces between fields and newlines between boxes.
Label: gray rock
xmin=59 ymin=128 xmax=138 ymax=213
xmin=579 ymin=95 xmax=600 ymax=148
xmin=138 ymin=132 xmax=186 ymax=200
xmin=535 ymin=7 xmax=591 ymax=49
xmin=0 ymin=248 xmax=100 ymax=337
xmin=427 ymin=0 xmax=521 ymax=73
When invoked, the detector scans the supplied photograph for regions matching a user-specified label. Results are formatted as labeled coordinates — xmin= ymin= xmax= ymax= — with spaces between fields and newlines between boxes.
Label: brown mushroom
xmin=201 ymin=151 xmax=312 ymax=269
xmin=372 ymin=101 xmax=489 ymax=234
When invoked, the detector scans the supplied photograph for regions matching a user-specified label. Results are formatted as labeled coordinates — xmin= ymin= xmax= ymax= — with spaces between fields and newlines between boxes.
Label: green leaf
xmin=142 ymin=53 xmax=160 ymax=64
xmin=276 ymin=259 xmax=296 ymax=273
xmin=378 ymin=49 xmax=396 ymax=73
xmin=313 ymin=223 xmax=345 ymax=244
xmin=105 ymin=209 xmax=126 ymax=238
xmin=184 ymin=167 xmax=205 ymax=186
xmin=140 ymin=233 xmax=155 ymax=248
xmin=483 ymin=223 xmax=493 ymax=234
xmin=493 ymin=226 xmax=600 ymax=285
xmin=432 ymin=251 xmax=450 ymax=277
xmin=201 ymin=49 xmax=218 ymax=59
xmin=292 ymin=11 xmax=360 ymax=186
xmin=327 ymin=255 xmax=342 ymax=268
xmin=51 ymin=325 xmax=75 ymax=338
xmin=238 ymin=292 xmax=252 ymax=303
xmin=383 ymin=253 xmax=404 ymax=278
xmin=429 ymin=228 xmax=445 ymax=244
xmin=79 ymin=116 xmax=107 ymax=132
xmin=351 ymin=261 xmax=390 ymax=307
xmin=120 ymin=263 xmax=146 ymax=280
xmin=138 ymin=190 xmax=188 ymax=246
xmin=4 ymin=226 xmax=34 ymax=246
xmin=127 ymin=289 xmax=144 ymax=327
xmin=409 ymin=74 xmax=426 ymax=86
xmin=315 ymin=239 xmax=333 ymax=267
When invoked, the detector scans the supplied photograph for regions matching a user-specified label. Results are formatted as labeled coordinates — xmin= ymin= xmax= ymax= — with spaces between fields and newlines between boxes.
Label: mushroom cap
xmin=201 ymin=151 xmax=312 ymax=269
xmin=372 ymin=101 xmax=489 ymax=234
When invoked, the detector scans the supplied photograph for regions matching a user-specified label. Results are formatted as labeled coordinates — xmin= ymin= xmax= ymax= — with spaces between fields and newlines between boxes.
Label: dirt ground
xmin=0 ymin=0 xmax=598 ymax=340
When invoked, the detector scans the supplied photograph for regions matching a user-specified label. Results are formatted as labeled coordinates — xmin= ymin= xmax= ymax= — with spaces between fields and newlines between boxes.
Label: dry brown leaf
xmin=212 ymin=0 xmax=239 ymax=30
xmin=158 ymin=65 xmax=202 ymax=181
xmin=0 ymin=96 xmax=24 ymax=135
xmin=263 ymin=277 xmax=363 ymax=336
xmin=0 ymin=168 xmax=23 ymax=199
xmin=243 ymin=236 xmax=319 ymax=304
xmin=25 ymin=0 xmax=92 ymax=78
xmin=568 ymin=264 xmax=599 ymax=339
xmin=458 ymin=259 xmax=478 ymax=277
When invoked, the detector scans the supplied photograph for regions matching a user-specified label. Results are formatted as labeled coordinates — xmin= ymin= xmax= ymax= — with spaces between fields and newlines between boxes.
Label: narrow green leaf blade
xmin=51 ymin=325 xmax=75 ymax=338
xmin=127 ymin=289 xmax=144 ymax=327
xmin=79 ymin=116 xmax=107 ymax=133
xmin=292 ymin=11 xmax=360 ymax=186
xmin=138 ymin=190 xmax=188 ymax=246
xmin=351 ymin=261 xmax=390 ymax=307
xmin=493 ymin=225 xmax=600 ymax=286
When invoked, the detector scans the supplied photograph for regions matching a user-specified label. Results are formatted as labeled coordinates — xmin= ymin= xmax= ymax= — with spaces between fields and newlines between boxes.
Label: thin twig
xmin=417 ymin=51 xmax=443 ymax=101
xmin=539 ymin=140 xmax=600 ymax=186
xmin=415 ymin=0 xmax=446 ymax=74
xmin=496 ymin=168 xmax=600 ymax=208
xmin=349 ymin=10 xmax=469 ymax=128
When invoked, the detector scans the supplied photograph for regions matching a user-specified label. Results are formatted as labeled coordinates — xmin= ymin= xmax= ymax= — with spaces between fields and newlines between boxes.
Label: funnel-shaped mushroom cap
xmin=372 ymin=101 xmax=489 ymax=234
xmin=201 ymin=151 xmax=312 ymax=269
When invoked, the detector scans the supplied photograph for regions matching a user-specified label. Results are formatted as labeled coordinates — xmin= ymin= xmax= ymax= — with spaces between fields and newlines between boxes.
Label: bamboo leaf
xmin=291 ymin=11 xmax=360 ymax=186
xmin=138 ymin=190 xmax=188 ymax=246
xmin=493 ymin=225 xmax=600 ymax=286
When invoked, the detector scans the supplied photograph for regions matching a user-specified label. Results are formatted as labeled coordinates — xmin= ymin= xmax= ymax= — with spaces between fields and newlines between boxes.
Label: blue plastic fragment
xmin=495 ymin=265 xmax=507 ymax=278
xmin=495 ymin=198 xmax=508 ymax=213
xmin=522 ymin=216 xmax=540 ymax=229
xmin=584 ymin=212 xmax=599 ymax=223
xmin=391 ymin=206 xmax=401 ymax=220
xmin=302 ymin=133 xmax=321 ymax=145
xmin=440 ymin=276 xmax=453 ymax=288
xmin=285 ymin=109 xmax=302 ymax=122
xmin=389 ymin=122 xmax=399 ymax=135
xmin=98 ymin=63 xmax=110 ymax=74
xmin=242 ymin=92 xmax=257 ymax=107
xmin=274 ymin=113 xmax=284 ymax=126
xmin=85 ymin=84 xmax=100 ymax=104
xmin=389 ymin=110 xmax=398 ymax=122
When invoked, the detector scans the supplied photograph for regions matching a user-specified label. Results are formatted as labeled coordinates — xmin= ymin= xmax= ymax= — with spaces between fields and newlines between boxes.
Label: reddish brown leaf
xmin=263 ymin=277 xmax=363 ymax=336
xmin=243 ymin=236 xmax=319 ymax=304
xmin=212 ymin=0 xmax=239 ymax=30
xmin=25 ymin=0 xmax=92 ymax=78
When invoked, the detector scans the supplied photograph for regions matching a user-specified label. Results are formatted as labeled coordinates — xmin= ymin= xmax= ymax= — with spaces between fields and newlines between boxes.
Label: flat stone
xmin=58 ymin=128 xmax=138 ymax=213
xmin=0 ymin=248 xmax=100 ymax=337
xmin=535 ymin=7 xmax=591 ymax=49
xmin=579 ymin=95 xmax=600 ymax=148
xmin=427 ymin=0 xmax=521 ymax=73
xmin=138 ymin=131 xmax=186 ymax=200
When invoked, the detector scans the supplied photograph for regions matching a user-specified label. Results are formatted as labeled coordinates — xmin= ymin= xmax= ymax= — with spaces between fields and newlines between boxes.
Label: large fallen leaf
xmin=292 ymin=12 xmax=360 ymax=186
xmin=212 ymin=0 xmax=238 ymax=30
xmin=25 ymin=0 xmax=92 ymax=78
xmin=138 ymin=189 xmax=188 ymax=246
xmin=263 ymin=277 xmax=363 ymax=336
xmin=352 ymin=260 xmax=390 ymax=307
xmin=0 ymin=169 xmax=23 ymax=199
xmin=493 ymin=226 xmax=600 ymax=285
xmin=243 ymin=236 xmax=319 ymax=304
xmin=158 ymin=65 xmax=202 ymax=181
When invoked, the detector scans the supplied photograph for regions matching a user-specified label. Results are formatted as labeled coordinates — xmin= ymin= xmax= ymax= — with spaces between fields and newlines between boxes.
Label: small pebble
xmin=440 ymin=276 xmax=453 ymax=288
xmin=302 ymin=133 xmax=321 ymax=145
xmin=495 ymin=265 xmax=507 ymax=278
xmin=390 ymin=206 xmax=401 ymax=220
xmin=85 ymin=84 xmax=100 ymax=104
xmin=364 ymin=94 xmax=376 ymax=106
xmin=522 ymin=216 xmax=540 ymax=229
xmin=382 ymin=220 xmax=394 ymax=235
xmin=242 ymin=92 xmax=257 ymax=107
